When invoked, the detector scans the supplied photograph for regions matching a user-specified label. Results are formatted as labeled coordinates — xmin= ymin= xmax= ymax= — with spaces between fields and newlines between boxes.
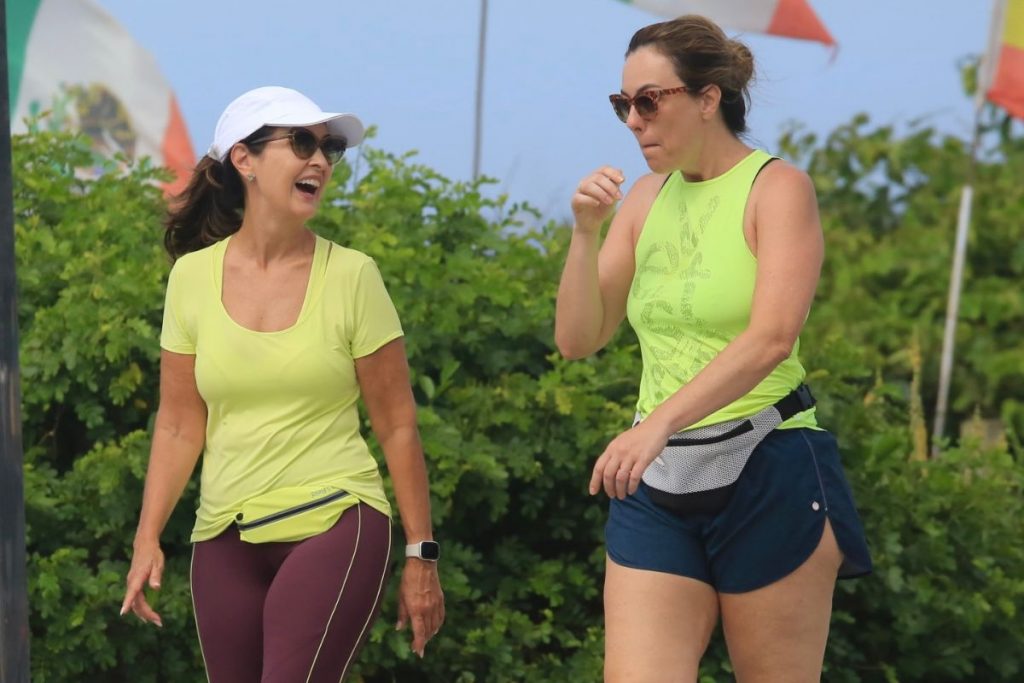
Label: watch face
xmin=420 ymin=541 xmax=440 ymax=560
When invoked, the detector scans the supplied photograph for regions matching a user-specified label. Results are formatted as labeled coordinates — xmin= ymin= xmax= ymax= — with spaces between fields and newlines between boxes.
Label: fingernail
xmin=155 ymin=620 xmax=163 ymax=628
xmin=152 ymin=582 xmax=161 ymax=588
xmin=119 ymin=607 xmax=126 ymax=616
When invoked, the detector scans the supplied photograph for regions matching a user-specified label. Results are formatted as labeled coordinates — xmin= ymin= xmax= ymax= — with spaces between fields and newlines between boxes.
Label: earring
xmin=246 ymin=173 xmax=256 ymax=183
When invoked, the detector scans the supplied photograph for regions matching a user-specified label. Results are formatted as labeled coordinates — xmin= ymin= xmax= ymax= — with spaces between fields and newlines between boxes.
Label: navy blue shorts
xmin=605 ymin=427 xmax=872 ymax=593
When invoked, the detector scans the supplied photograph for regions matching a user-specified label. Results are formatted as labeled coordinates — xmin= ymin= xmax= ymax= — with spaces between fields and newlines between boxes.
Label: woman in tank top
xmin=555 ymin=15 xmax=871 ymax=682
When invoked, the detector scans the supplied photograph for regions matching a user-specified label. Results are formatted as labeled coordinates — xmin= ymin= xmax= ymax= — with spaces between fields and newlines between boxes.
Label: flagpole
xmin=0 ymin=0 xmax=32 ymax=677
xmin=931 ymin=0 xmax=1005 ymax=455
xmin=472 ymin=0 xmax=488 ymax=179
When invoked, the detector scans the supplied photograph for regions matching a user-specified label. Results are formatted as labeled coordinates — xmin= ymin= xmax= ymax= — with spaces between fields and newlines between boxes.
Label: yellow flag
xmin=987 ymin=0 xmax=1024 ymax=118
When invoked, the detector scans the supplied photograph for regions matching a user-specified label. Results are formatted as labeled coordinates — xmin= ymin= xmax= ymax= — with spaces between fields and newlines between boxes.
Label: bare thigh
xmin=719 ymin=520 xmax=843 ymax=683
xmin=604 ymin=557 xmax=719 ymax=683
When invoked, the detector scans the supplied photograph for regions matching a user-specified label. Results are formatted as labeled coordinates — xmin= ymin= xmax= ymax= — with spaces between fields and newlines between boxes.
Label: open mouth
xmin=295 ymin=178 xmax=321 ymax=197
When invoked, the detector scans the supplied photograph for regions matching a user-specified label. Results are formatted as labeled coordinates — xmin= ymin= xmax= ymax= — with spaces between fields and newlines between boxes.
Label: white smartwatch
xmin=405 ymin=541 xmax=440 ymax=561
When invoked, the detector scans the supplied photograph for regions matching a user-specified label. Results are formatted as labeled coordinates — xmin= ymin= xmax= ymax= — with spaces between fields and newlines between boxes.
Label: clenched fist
xmin=571 ymin=166 xmax=625 ymax=234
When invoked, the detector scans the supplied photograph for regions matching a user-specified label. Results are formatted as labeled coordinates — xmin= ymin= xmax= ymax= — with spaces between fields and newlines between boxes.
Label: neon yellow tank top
xmin=626 ymin=150 xmax=817 ymax=430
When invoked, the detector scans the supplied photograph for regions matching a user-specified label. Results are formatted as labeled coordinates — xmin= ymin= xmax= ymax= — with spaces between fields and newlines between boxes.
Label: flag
xmin=6 ymin=0 xmax=195 ymax=194
xmin=619 ymin=0 xmax=834 ymax=46
xmin=987 ymin=0 xmax=1024 ymax=119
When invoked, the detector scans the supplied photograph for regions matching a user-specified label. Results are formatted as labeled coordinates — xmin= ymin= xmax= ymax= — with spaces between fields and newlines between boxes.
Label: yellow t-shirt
xmin=160 ymin=234 xmax=400 ymax=542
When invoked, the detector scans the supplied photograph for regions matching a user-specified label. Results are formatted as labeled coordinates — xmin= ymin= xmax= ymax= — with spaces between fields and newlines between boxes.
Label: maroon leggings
xmin=190 ymin=504 xmax=392 ymax=683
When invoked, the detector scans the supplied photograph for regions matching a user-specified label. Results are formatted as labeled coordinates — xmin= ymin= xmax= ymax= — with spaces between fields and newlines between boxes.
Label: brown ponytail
xmin=163 ymin=127 xmax=272 ymax=260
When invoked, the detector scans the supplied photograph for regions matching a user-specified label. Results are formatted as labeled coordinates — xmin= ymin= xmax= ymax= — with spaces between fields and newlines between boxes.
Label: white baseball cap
xmin=207 ymin=86 xmax=365 ymax=162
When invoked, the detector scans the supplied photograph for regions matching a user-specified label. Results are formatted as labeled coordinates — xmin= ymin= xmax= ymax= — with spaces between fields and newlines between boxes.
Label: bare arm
xmin=590 ymin=162 xmax=825 ymax=498
xmin=645 ymin=162 xmax=823 ymax=435
xmin=355 ymin=338 xmax=443 ymax=658
xmin=121 ymin=350 xmax=207 ymax=624
xmin=554 ymin=169 xmax=664 ymax=359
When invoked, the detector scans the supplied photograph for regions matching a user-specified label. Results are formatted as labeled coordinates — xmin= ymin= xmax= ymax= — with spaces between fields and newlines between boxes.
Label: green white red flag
xmin=6 ymin=0 xmax=195 ymax=194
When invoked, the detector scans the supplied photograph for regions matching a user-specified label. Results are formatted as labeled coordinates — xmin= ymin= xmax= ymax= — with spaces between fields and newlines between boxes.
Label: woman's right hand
xmin=120 ymin=539 xmax=165 ymax=627
xmin=571 ymin=166 xmax=626 ymax=234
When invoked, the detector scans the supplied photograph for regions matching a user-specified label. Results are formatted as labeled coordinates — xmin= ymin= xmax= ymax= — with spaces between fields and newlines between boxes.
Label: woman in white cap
xmin=120 ymin=86 xmax=444 ymax=682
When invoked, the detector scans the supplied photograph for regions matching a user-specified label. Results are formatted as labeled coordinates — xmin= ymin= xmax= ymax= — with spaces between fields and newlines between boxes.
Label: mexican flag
xmin=619 ymin=0 xmax=834 ymax=46
xmin=6 ymin=0 xmax=195 ymax=194
xmin=986 ymin=0 xmax=1024 ymax=119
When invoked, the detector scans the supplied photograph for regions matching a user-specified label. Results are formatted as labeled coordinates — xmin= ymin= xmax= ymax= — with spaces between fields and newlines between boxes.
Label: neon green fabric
xmin=626 ymin=150 xmax=817 ymax=430
xmin=161 ymin=234 xmax=400 ymax=542
xmin=234 ymin=484 xmax=359 ymax=544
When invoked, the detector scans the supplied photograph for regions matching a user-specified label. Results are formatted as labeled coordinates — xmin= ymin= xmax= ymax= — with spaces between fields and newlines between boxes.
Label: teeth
xmin=297 ymin=178 xmax=321 ymax=189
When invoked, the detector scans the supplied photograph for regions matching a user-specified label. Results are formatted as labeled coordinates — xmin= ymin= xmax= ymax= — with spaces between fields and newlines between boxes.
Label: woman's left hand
xmin=396 ymin=558 xmax=445 ymax=658
xmin=590 ymin=418 xmax=673 ymax=499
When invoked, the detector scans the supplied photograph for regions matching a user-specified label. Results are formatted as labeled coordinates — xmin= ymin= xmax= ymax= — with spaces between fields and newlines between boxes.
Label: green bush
xmin=15 ymin=106 xmax=1023 ymax=681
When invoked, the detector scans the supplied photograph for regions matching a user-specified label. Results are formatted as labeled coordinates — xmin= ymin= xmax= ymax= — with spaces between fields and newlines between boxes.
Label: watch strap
xmin=405 ymin=541 xmax=440 ymax=561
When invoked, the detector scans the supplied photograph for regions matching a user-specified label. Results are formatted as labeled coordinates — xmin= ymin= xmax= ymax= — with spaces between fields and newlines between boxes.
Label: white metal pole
xmin=932 ymin=184 xmax=975 ymax=454
xmin=931 ymin=0 xmax=1004 ymax=455
xmin=472 ymin=0 xmax=488 ymax=180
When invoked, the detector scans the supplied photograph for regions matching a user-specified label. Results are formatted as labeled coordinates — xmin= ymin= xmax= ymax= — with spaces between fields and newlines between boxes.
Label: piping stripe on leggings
xmin=190 ymin=544 xmax=213 ymax=683
xmin=303 ymin=505 xmax=387 ymax=679
xmin=305 ymin=505 xmax=363 ymax=683
xmin=338 ymin=515 xmax=392 ymax=682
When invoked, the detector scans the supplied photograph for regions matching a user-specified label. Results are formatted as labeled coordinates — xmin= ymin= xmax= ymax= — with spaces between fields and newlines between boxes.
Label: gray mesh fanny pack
xmin=640 ymin=385 xmax=816 ymax=516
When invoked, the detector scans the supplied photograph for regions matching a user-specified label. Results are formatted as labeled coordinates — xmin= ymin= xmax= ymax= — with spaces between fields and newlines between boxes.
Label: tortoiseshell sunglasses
xmin=609 ymin=86 xmax=691 ymax=123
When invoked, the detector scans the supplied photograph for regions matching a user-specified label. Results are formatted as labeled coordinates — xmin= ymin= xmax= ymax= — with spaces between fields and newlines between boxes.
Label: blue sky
xmin=98 ymin=0 xmax=993 ymax=220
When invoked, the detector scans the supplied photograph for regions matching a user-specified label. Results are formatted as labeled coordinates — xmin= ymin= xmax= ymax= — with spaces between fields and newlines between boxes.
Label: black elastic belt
xmin=774 ymin=384 xmax=816 ymax=421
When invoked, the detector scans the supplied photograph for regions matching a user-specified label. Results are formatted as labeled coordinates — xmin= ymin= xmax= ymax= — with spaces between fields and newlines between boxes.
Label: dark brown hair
xmin=627 ymin=15 xmax=755 ymax=135
xmin=163 ymin=126 xmax=273 ymax=260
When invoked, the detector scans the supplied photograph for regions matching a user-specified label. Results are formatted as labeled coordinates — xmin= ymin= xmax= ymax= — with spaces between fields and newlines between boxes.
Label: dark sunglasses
xmin=609 ymin=86 xmax=691 ymax=123
xmin=248 ymin=128 xmax=348 ymax=165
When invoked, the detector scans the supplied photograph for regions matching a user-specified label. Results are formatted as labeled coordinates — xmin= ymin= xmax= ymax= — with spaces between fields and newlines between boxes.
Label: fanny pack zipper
xmin=667 ymin=420 xmax=754 ymax=447
xmin=236 ymin=490 xmax=350 ymax=531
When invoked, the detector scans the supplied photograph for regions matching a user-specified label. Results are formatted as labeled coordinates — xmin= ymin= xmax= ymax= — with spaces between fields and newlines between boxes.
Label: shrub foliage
xmin=15 ymin=107 xmax=1023 ymax=681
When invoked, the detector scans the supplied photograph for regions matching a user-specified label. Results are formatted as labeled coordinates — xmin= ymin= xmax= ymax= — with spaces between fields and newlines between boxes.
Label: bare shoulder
xmin=623 ymin=172 xmax=670 ymax=206
xmin=749 ymin=159 xmax=820 ymax=237
xmin=613 ymin=172 xmax=669 ymax=241
xmin=752 ymin=159 xmax=817 ymax=206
